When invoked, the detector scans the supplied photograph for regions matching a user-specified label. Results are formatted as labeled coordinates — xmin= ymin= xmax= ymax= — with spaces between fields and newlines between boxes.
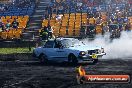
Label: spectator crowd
xmin=0 ymin=18 xmax=19 ymax=32
xmin=40 ymin=0 xmax=132 ymax=40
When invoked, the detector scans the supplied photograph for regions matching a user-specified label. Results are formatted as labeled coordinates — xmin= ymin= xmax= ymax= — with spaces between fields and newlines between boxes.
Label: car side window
xmin=61 ymin=39 xmax=72 ymax=48
xmin=54 ymin=41 xmax=62 ymax=48
xmin=44 ymin=41 xmax=54 ymax=48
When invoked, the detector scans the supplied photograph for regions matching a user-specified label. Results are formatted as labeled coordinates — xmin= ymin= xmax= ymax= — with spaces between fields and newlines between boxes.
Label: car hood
xmin=69 ymin=45 xmax=101 ymax=51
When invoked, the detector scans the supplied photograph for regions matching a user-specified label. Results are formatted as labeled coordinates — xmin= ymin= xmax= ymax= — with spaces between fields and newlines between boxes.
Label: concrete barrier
xmin=0 ymin=53 xmax=33 ymax=61
xmin=0 ymin=40 xmax=36 ymax=48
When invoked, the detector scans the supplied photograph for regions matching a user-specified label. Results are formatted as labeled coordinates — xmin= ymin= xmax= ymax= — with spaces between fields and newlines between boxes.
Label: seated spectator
xmin=0 ymin=19 xmax=5 ymax=32
xmin=51 ymin=0 xmax=56 ymax=3
xmin=57 ymin=5 xmax=64 ymax=14
xmin=17 ymin=0 xmax=32 ymax=8
xmin=3 ymin=4 xmax=8 ymax=11
xmin=12 ymin=18 xmax=19 ymax=29
xmin=0 ymin=4 xmax=8 ymax=12
xmin=5 ymin=20 xmax=11 ymax=32
xmin=56 ymin=14 xmax=62 ymax=21
xmin=0 ymin=6 xmax=5 ymax=11
xmin=46 ymin=5 xmax=52 ymax=18
xmin=77 ymin=1 xmax=83 ymax=7
xmin=89 ymin=17 xmax=96 ymax=25
xmin=124 ymin=16 xmax=129 ymax=23
xmin=96 ymin=17 xmax=101 ymax=24
xmin=125 ymin=23 xmax=131 ymax=31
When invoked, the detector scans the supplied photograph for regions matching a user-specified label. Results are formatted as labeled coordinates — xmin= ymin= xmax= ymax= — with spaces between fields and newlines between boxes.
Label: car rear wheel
xmin=39 ymin=54 xmax=48 ymax=64
xmin=68 ymin=54 xmax=78 ymax=65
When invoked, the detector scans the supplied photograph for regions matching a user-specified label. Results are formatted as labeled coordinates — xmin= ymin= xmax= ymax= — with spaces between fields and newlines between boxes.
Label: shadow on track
xmin=25 ymin=61 xmax=95 ymax=67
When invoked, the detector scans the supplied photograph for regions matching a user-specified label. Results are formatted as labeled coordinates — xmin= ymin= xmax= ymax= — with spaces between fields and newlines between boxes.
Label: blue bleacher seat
xmin=0 ymin=0 xmax=35 ymax=16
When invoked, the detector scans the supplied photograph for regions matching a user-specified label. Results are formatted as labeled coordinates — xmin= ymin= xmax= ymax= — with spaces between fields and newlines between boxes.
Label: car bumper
xmin=78 ymin=53 xmax=106 ymax=63
xmin=89 ymin=53 xmax=106 ymax=57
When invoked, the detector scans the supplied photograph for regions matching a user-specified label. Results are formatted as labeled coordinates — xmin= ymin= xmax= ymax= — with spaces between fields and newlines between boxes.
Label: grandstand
xmin=0 ymin=0 xmax=50 ymax=42
xmin=40 ymin=0 xmax=132 ymax=38
xmin=0 ymin=0 xmax=132 ymax=45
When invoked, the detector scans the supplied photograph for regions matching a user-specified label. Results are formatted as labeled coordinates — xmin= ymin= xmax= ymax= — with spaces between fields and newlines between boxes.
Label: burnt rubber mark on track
xmin=3 ymin=75 xmax=36 ymax=88
xmin=0 ymin=59 xmax=132 ymax=88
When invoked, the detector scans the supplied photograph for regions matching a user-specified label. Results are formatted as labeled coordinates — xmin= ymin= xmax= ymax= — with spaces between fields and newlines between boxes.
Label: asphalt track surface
xmin=0 ymin=59 xmax=132 ymax=88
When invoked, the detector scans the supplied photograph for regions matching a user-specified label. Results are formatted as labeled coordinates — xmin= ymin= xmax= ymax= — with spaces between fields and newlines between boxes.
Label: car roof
xmin=56 ymin=38 xmax=75 ymax=41
xmin=47 ymin=38 xmax=78 ymax=42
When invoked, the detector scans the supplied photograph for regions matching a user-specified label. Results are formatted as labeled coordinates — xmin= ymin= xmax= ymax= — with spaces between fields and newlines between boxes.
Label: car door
xmin=55 ymin=48 xmax=68 ymax=62
xmin=53 ymin=40 xmax=68 ymax=62
xmin=43 ymin=41 xmax=58 ymax=61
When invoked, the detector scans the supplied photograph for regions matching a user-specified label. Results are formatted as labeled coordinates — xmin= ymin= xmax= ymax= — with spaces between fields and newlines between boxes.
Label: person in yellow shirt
xmin=89 ymin=17 xmax=96 ymax=25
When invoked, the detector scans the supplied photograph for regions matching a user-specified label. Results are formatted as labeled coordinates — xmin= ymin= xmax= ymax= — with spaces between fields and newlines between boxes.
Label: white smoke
xmin=81 ymin=31 xmax=132 ymax=59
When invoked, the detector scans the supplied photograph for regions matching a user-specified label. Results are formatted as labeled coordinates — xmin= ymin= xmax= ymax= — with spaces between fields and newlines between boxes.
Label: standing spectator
xmin=12 ymin=18 xmax=19 ymax=29
xmin=40 ymin=26 xmax=48 ymax=40
xmin=47 ymin=25 xmax=53 ymax=38
xmin=80 ymin=24 xmax=87 ymax=36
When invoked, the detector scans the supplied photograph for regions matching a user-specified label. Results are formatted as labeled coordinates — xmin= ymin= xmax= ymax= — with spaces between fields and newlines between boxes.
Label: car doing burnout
xmin=33 ymin=38 xmax=106 ymax=64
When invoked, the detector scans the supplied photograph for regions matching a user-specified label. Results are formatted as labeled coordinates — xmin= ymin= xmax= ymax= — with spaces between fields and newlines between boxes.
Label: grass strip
xmin=0 ymin=47 xmax=34 ymax=54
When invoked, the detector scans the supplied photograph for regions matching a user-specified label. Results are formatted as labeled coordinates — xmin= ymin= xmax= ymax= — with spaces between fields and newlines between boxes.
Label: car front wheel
xmin=93 ymin=59 xmax=98 ymax=64
xmin=68 ymin=54 xmax=78 ymax=65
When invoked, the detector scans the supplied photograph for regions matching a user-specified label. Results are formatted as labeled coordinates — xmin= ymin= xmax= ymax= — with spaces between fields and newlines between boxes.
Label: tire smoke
xmin=81 ymin=31 xmax=132 ymax=59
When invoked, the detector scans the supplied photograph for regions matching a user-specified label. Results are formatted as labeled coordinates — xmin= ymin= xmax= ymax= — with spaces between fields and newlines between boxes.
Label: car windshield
xmin=61 ymin=39 xmax=82 ymax=48
xmin=72 ymin=39 xmax=82 ymax=45
xmin=61 ymin=39 xmax=72 ymax=48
